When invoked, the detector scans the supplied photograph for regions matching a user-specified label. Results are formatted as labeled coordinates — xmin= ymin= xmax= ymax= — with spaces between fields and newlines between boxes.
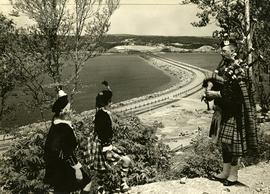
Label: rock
xmin=255 ymin=187 xmax=262 ymax=192
xmin=180 ymin=177 xmax=187 ymax=184
xmin=223 ymin=188 xmax=230 ymax=192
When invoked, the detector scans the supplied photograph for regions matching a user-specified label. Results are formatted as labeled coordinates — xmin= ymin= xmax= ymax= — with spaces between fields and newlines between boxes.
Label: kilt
xmin=84 ymin=132 xmax=123 ymax=171
xmin=219 ymin=107 xmax=247 ymax=157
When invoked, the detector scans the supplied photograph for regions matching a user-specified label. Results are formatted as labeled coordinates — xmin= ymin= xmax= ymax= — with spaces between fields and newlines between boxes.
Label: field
xmin=4 ymin=53 xmax=221 ymax=127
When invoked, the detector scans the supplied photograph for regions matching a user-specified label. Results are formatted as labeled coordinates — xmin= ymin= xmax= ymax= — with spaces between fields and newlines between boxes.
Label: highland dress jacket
xmin=44 ymin=120 xmax=84 ymax=192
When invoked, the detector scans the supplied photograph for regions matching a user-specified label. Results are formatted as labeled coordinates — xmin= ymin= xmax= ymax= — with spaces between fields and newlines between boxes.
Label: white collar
xmin=98 ymin=107 xmax=111 ymax=115
xmin=53 ymin=119 xmax=73 ymax=128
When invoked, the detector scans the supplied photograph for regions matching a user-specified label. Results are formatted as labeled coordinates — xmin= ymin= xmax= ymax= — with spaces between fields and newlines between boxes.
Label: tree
xmin=183 ymin=0 xmax=270 ymax=111
xmin=11 ymin=0 xmax=72 ymax=85
xmin=11 ymin=0 xmax=119 ymax=92
xmin=4 ymin=0 xmax=119 ymax=127
xmin=0 ymin=14 xmax=23 ymax=131
xmin=67 ymin=0 xmax=119 ymax=99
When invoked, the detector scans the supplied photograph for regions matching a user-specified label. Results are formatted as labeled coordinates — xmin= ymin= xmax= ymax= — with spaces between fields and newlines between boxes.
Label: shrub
xmin=0 ymin=112 xmax=171 ymax=193
xmin=166 ymin=128 xmax=222 ymax=180
xmin=0 ymin=123 xmax=49 ymax=194
xmin=180 ymin=129 xmax=222 ymax=178
xmin=168 ymin=124 xmax=270 ymax=180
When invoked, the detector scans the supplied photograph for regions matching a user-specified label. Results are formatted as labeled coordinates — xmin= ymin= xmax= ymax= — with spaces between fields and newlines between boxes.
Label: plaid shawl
xmin=238 ymin=79 xmax=258 ymax=151
xmin=208 ymin=74 xmax=258 ymax=157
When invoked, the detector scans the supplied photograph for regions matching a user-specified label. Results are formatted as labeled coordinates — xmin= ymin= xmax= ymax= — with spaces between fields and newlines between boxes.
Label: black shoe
xmin=97 ymin=186 xmax=105 ymax=194
xmin=211 ymin=175 xmax=226 ymax=183
xmin=80 ymin=190 xmax=90 ymax=194
xmin=223 ymin=179 xmax=238 ymax=186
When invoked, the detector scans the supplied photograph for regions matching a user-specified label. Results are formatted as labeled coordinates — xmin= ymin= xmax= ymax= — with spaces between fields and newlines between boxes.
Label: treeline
xmin=103 ymin=34 xmax=218 ymax=46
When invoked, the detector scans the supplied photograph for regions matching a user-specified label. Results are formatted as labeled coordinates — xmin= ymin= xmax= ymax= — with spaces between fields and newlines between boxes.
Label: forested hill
xmin=103 ymin=34 xmax=218 ymax=48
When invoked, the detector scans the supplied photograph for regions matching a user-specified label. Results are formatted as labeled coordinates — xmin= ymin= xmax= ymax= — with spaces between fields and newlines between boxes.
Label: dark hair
xmin=95 ymin=90 xmax=113 ymax=108
xmin=102 ymin=80 xmax=109 ymax=87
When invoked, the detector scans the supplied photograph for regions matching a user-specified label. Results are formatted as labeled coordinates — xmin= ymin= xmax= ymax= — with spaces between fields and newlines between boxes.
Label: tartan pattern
xmin=239 ymin=80 xmax=258 ymax=150
xmin=218 ymin=78 xmax=258 ymax=157
xmin=210 ymin=68 xmax=258 ymax=157
xmin=83 ymin=132 xmax=124 ymax=171
xmin=219 ymin=109 xmax=247 ymax=157
xmin=84 ymin=133 xmax=108 ymax=171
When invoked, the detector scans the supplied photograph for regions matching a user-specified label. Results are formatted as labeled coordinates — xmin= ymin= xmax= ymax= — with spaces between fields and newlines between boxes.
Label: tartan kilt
xmin=84 ymin=133 xmax=108 ymax=171
xmin=83 ymin=133 xmax=124 ymax=171
xmin=219 ymin=108 xmax=247 ymax=157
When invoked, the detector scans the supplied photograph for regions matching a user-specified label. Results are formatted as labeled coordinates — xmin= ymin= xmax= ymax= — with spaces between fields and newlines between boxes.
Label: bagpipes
xmin=201 ymin=74 xmax=223 ymax=110
xmin=201 ymin=46 xmax=264 ymax=110
xmin=219 ymin=50 xmax=264 ymax=83
xmin=201 ymin=81 xmax=213 ymax=110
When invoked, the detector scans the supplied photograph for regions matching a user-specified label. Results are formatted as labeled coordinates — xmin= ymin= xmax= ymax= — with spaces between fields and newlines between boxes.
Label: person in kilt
xmin=84 ymin=81 xmax=131 ymax=193
xmin=204 ymin=39 xmax=258 ymax=186
xmin=44 ymin=89 xmax=92 ymax=194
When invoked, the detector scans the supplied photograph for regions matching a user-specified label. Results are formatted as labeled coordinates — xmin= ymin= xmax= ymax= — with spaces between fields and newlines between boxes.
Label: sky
xmin=0 ymin=0 xmax=218 ymax=36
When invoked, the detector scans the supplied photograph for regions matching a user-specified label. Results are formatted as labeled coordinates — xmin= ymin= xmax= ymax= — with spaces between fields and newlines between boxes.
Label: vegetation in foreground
xmin=1 ymin=107 xmax=270 ymax=193
xmin=0 ymin=112 xmax=171 ymax=193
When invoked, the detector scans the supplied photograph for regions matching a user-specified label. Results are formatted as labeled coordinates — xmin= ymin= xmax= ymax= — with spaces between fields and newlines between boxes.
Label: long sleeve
xmin=60 ymin=123 xmax=78 ymax=166
xmin=94 ymin=110 xmax=113 ymax=146
xmin=44 ymin=123 xmax=79 ymax=167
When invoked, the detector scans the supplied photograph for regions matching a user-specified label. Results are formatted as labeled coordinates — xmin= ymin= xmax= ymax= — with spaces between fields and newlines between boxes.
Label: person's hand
xmin=205 ymin=90 xmax=221 ymax=100
xmin=75 ymin=168 xmax=83 ymax=180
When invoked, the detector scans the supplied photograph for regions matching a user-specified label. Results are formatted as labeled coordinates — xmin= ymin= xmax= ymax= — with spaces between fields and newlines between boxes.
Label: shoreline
xmin=0 ymin=53 xmax=194 ymax=136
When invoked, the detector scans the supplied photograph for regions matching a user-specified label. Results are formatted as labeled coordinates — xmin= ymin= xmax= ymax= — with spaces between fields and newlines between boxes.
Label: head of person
xmin=101 ymin=80 xmax=111 ymax=91
xmin=220 ymin=39 xmax=237 ymax=60
xmin=95 ymin=90 xmax=113 ymax=109
xmin=52 ymin=90 xmax=72 ymax=120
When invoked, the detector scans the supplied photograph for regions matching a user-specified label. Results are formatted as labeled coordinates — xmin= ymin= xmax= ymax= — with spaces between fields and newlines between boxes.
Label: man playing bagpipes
xmin=203 ymin=38 xmax=258 ymax=186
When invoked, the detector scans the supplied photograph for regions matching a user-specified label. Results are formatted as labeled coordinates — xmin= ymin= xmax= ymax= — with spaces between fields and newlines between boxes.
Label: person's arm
xmin=60 ymin=124 xmax=83 ymax=180
xmin=205 ymin=90 xmax=222 ymax=100
xmin=95 ymin=111 xmax=113 ymax=146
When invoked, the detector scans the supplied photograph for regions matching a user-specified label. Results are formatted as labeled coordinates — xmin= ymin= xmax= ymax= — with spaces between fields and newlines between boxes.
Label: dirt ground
xmin=132 ymin=96 xmax=270 ymax=194
xmin=129 ymin=161 xmax=270 ymax=194
xmin=138 ymin=93 xmax=212 ymax=150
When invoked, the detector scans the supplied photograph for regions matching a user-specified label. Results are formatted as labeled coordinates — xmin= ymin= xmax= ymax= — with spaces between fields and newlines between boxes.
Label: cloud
xmin=0 ymin=0 xmax=218 ymax=36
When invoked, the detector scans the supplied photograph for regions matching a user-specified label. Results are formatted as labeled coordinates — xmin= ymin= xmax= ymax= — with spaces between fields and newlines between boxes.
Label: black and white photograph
xmin=0 ymin=0 xmax=270 ymax=193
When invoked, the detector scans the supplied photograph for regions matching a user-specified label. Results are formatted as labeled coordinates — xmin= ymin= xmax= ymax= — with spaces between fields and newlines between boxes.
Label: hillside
xmin=129 ymin=161 xmax=270 ymax=194
xmin=104 ymin=34 xmax=217 ymax=45
xmin=102 ymin=34 xmax=218 ymax=50
xmin=133 ymin=95 xmax=270 ymax=194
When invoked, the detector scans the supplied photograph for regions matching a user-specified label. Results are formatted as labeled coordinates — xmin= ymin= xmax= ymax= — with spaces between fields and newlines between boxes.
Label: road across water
xmin=111 ymin=53 xmax=211 ymax=114
xmin=0 ymin=53 xmax=212 ymax=153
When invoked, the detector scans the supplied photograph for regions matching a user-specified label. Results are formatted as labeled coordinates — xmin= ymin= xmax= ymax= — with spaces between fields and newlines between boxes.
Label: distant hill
xmin=103 ymin=34 xmax=218 ymax=47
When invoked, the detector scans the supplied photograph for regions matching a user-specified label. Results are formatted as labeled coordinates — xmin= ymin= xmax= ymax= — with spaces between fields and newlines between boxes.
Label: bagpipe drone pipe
xmin=201 ymin=50 xmax=264 ymax=110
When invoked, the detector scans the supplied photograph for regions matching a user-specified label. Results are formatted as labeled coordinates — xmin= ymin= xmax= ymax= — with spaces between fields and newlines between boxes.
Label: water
xmin=4 ymin=53 xmax=221 ymax=127
xmin=160 ymin=52 xmax=222 ymax=71
xmin=6 ymin=54 xmax=172 ymax=127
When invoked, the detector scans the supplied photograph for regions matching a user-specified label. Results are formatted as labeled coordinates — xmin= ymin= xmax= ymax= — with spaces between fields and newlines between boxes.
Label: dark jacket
xmin=94 ymin=109 xmax=113 ymax=146
xmin=44 ymin=121 xmax=82 ymax=192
